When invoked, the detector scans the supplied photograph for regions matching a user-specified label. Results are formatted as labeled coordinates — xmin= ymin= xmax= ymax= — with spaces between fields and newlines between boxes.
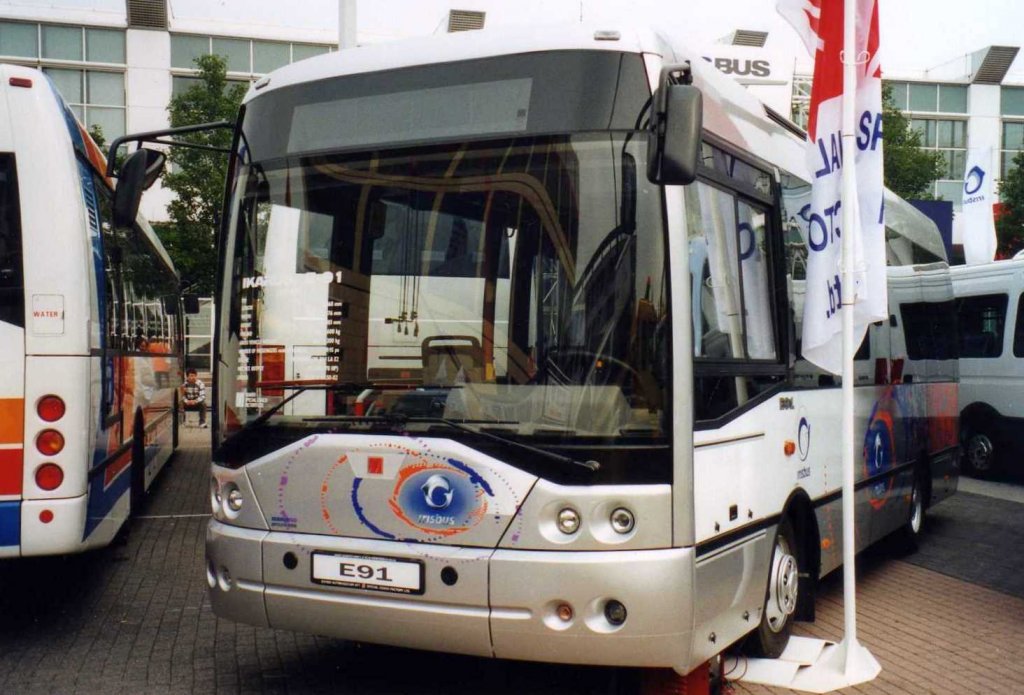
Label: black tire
xmin=893 ymin=470 xmax=926 ymax=554
xmin=130 ymin=411 xmax=146 ymax=515
xmin=963 ymin=423 xmax=996 ymax=478
xmin=745 ymin=517 xmax=800 ymax=659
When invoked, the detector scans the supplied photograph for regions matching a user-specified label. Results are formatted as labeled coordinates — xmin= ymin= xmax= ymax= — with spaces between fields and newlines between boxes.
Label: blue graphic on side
xmin=0 ymin=501 xmax=21 ymax=546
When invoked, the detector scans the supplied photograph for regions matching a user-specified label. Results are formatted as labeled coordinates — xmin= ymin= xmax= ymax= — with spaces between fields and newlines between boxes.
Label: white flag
xmin=961 ymin=147 xmax=997 ymax=265
xmin=778 ymin=0 xmax=887 ymax=375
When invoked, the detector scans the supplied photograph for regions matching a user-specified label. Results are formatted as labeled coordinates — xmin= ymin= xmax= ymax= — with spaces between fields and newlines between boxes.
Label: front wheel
xmin=745 ymin=517 xmax=800 ymax=658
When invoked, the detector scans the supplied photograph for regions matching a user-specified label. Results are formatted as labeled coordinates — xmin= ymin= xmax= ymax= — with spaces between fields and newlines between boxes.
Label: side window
xmin=0 ymin=155 xmax=23 ymax=328
xmin=1015 ymin=294 xmax=1024 ymax=358
xmin=686 ymin=183 xmax=777 ymax=361
xmin=900 ymin=301 xmax=958 ymax=360
xmin=956 ymin=293 xmax=1007 ymax=358
xmin=685 ymin=179 xmax=783 ymax=422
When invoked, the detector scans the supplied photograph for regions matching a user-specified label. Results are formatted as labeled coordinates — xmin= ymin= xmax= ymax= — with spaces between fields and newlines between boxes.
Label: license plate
xmin=311 ymin=552 xmax=424 ymax=595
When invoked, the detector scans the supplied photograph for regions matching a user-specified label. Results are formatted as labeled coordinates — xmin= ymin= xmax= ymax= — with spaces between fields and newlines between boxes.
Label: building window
xmin=42 ymin=68 xmax=126 ymax=141
xmin=0 ymin=22 xmax=126 ymax=141
xmin=1003 ymin=120 xmax=1024 ymax=178
xmin=170 ymin=34 xmax=333 ymax=75
xmin=887 ymin=81 xmax=968 ymax=114
xmin=910 ymin=117 xmax=967 ymax=202
xmin=0 ymin=21 xmax=38 ymax=58
xmin=1002 ymin=86 xmax=1024 ymax=116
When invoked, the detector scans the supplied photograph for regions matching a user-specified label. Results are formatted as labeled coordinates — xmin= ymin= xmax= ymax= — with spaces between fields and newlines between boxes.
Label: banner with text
xmin=961 ymin=147 xmax=997 ymax=265
xmin=778 ymin=0 xmax=887 ymax=374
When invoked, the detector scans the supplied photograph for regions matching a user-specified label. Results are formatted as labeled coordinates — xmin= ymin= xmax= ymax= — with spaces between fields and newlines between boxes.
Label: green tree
xmin=882 ymin=85 xmax=945 ymax=200
xmin=158 ymin=54 xmax=245 ymax=294
xmin=996 ymin=151 xmax=1024 ymax=258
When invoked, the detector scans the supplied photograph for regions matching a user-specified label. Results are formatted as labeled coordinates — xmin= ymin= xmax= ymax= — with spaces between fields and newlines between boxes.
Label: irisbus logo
xmin=964 ymin=165 xmax=986 ymax=196
xmin=385 ymin=461 xmax=493 ymax=536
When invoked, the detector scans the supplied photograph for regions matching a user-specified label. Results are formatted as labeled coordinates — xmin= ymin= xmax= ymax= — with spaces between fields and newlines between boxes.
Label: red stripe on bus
xmin=103 ymin=449 xmax=133 ymax=489
xmin=0 ymin=399 xmax=24 ymax=445
xmin=0 ymin=448 xmax=22 ymax=495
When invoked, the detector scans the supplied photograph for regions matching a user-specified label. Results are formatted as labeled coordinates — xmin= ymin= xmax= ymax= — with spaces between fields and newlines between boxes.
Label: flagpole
xmin=839 ymin=0 xmax=860 ymax=661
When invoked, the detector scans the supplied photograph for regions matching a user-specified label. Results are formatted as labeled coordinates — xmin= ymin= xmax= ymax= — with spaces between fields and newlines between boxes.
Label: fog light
xmin=227 ymin=487 xmax=244 ymax=512
xmin=604 ymin=599 xmax=627 ymax=626
xmin=556 ymin=507 xmax=580 ymax=535
xmin=556 ymin=603 xmax=574 ymax=622
xmin=610 ymin=507 xmax=635 ymax=534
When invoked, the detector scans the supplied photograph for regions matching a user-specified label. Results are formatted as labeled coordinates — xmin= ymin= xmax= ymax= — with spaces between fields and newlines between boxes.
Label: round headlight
xmin=556 ymin=507 xmax=580 ymax=535
xmin=226 ymin=487 xmax=244 ymax=512
xmin=610 ymin=507 xmax=635 ymax=534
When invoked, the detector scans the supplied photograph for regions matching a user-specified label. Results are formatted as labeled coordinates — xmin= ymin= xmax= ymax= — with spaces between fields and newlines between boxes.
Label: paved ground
xmin=1 ymin=429 xmax=1022 ymax=694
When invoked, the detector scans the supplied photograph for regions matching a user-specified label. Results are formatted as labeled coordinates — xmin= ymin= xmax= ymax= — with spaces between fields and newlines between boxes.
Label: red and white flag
xmin=779 ymin=0 xmax=887 ymax=374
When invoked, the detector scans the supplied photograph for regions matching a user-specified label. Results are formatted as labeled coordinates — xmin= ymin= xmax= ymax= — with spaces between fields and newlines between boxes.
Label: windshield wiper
xmin=222 ymin=382 xmax=362 ymax=445
xmin=304 ymin=413 xmax=600 ymax=473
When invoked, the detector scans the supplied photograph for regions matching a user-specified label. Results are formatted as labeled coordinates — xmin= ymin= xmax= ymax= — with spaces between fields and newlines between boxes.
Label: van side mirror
xmin=183 ymin=294 xmax=201 ymax=314
xmin=647 ymin=65 xmax=703 ymax=186
xmin=113 ymin=148 xmax=166 ymax=228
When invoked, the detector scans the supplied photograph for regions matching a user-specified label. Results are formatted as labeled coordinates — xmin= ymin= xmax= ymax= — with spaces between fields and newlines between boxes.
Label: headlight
xmin=227 ymin=487 xmax=244 ymax=512
xmin=556 ymin=507 xmax=580 ymax=535
xmin=610 ymin=507 xmax=635 ymax=534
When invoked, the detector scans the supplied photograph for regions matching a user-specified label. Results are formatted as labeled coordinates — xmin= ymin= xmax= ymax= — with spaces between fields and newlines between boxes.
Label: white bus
xmin=180 ymin=25 xmax=958 ymax=678
xmin=0 ymin=65 xmax=182 ymax=557
xmin=950 ymin=259 xmax=1024 ymax=476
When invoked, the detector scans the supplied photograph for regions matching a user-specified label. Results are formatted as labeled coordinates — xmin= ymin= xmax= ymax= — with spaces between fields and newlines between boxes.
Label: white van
xmin=950 ymin=259 xmax=1024 ymax=476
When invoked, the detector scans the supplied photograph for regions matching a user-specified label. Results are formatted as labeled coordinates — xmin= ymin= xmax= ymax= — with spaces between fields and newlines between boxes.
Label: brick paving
xmin=0 ymin=429 xmax=1022 ymax=694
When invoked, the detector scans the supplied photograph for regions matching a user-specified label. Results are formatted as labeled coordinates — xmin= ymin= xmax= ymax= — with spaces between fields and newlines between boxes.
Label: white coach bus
xmin=166 ymin=25 xmax=960 ymax=677
xmin=0 ymin=65 xmax=181 ymax=556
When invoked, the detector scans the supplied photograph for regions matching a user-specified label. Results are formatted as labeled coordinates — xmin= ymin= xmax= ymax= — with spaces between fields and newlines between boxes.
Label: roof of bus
xmin=244 ymin=22 xmax=808 ymax=175
xmin=244 ymin=23 xmax=672 ymax=103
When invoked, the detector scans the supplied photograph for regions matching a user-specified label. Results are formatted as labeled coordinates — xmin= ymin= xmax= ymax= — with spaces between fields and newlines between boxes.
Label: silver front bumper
xmin=207 ymin=520 xmax=695 ymax=669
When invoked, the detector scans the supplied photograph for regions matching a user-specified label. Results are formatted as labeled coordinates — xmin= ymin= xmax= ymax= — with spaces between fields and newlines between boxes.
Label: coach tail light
xmin=36 ymin=429 xmax=64 ymax=456
xmin=35 ymin=463 xmax=64 ymax=491
xmin=37 ymin=395 xmax=66 ymax=422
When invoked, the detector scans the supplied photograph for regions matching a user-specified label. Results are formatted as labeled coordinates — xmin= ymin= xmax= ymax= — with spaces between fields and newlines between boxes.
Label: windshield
xmin=217 ymin=133 xmax=670 ymax=476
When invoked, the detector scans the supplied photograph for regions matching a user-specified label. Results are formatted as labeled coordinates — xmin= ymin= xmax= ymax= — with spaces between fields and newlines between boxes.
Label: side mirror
xmin=647 ymin=66 xmax=703 ymax=186
xmin=183 ymin=294 xmax=201 ymax=314
xmin=164 ymin=296 xmax=179 ymax=315
xmin=113 ymin=148 xmax=166 ymax=228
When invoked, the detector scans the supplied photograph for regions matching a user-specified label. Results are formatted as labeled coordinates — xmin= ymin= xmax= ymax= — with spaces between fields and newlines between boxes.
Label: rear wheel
xmin=892 ymin=470 xmax=925 ymax=553
xmin=745 ymin=517 xmax=800 ymax=658
xmin=963 ymin=425 xmax=996 ymax=478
